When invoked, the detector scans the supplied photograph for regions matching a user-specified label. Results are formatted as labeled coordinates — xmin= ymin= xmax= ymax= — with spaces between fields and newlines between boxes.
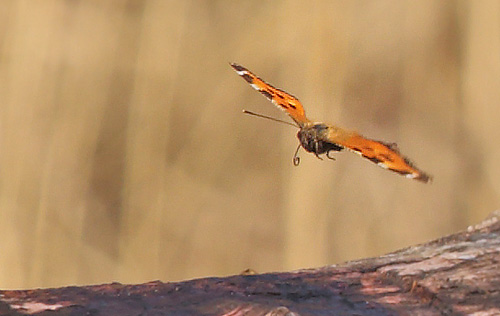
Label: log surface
xmin=2 ymin=212 xmax=500 ymax=316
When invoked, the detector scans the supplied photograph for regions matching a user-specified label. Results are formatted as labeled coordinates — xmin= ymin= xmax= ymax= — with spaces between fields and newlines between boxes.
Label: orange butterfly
xmin=231 ymin=63 xmax=431 ymax=183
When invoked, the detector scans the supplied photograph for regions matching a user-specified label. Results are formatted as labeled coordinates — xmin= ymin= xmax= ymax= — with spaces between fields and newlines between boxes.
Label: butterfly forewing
xmin=230 ymin=63 xmax=309 ymax=126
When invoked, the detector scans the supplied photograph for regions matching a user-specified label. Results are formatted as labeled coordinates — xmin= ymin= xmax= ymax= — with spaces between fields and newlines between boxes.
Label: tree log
xmin=2 ymin=212 xmax=500 ymax=315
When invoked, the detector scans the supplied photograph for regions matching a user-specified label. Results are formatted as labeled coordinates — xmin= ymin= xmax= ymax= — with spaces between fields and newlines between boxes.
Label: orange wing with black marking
xmin=230 ymin=63 xmax=310 ymax=127
xmin=334 ymin=132 xmax=431 ymax=182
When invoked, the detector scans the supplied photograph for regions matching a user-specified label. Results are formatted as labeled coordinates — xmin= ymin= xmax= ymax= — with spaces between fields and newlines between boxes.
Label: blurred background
xmin=1 ymin=1 xmax=499 ymax=289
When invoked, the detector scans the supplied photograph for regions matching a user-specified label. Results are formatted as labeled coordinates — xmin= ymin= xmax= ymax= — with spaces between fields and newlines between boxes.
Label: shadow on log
xmin=2 ymin=212 xmax=500 ymax=315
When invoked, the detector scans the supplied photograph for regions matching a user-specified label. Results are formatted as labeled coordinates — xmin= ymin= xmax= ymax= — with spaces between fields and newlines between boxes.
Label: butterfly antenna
xmin=243 ymin=110 xmax=298 ymax=128
xmin=293 ymin=143 xmax=301 ymax=166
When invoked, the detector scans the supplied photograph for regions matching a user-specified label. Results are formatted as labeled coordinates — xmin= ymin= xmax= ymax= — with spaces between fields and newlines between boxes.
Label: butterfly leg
xmin=314 ymin=141 xmax=324 ymax=160
xmin=326 ymin=150 xmax=336 ymax=161
xmin=313 ymin=152 xmax=324 ymax=160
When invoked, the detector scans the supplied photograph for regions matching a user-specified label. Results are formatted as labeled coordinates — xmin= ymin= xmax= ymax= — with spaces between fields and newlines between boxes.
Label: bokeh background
xmin=1 ymin=1 xmax=500 ymax=289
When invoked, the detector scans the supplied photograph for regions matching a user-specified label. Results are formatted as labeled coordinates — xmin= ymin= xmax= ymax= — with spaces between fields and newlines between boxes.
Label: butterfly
xmin=230 ymin=63 xmax=431 ymax=183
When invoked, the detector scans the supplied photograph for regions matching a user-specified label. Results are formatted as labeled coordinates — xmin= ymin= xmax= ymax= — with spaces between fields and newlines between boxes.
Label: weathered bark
xmin=2 ymin=212 xmax=500 ymax=316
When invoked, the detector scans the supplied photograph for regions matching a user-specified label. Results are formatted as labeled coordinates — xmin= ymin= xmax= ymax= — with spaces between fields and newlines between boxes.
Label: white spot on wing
xmin=346 ymin=148 xmax=363 ymax=155
xmin=250 ymin=83 xmax=260 ymax=91
xmin=377 ymin=162 xmax=389 ymax=169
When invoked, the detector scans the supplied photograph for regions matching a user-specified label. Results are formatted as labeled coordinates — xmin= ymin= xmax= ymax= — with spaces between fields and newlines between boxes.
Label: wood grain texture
xmin=2 ymin=212 xmax=500 ymax=315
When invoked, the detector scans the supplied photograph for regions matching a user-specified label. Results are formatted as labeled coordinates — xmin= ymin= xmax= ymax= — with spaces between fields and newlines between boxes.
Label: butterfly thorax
xmin=297 ymin=123 xmax=344 ymax=155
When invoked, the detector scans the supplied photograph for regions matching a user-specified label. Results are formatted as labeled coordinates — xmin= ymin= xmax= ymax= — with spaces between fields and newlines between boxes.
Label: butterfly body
xmin=297 ymin=122 xmax=344 ymax=156
xmin=231 ymin=63 xmax=431 ymax=183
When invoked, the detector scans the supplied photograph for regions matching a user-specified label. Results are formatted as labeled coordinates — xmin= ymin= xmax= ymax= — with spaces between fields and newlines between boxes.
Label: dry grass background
xmin=1 ymin=1 xmax=499 ymax=289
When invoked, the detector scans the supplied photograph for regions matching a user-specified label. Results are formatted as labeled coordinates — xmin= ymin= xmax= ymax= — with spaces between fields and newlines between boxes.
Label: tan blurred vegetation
xmin=1 ymin=1 xmax=499 ymax=289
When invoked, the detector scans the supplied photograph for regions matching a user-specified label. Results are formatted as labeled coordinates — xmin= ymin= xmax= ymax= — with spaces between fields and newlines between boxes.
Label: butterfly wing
xmin=332 ymin=131 xmax=431 ymax=182
xmin=231 ymin=63 xmax=310 ymax=126
xmin=323 ymin=126 xmax=430 ymax=182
